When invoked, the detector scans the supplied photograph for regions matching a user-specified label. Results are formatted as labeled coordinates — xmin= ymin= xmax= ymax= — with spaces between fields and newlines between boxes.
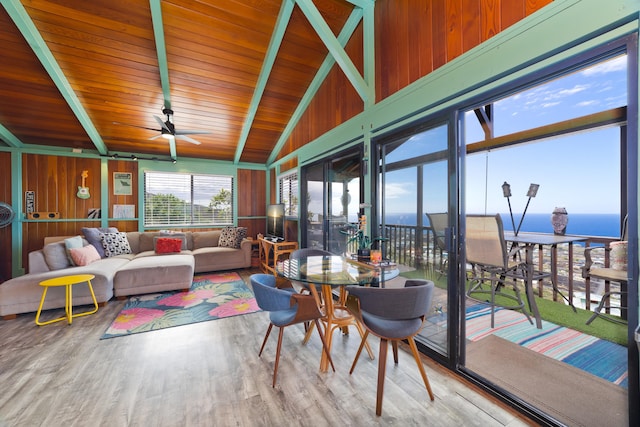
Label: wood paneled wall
xmin=237 ymin=168 xmax=267 ymax=239
xmin=281 ymin=0 xmax=552 ymax=158
xmin=21 ymin=154 xmax=105 ymax=269
xmin=108 ymin=159 xmax=139 ymax=233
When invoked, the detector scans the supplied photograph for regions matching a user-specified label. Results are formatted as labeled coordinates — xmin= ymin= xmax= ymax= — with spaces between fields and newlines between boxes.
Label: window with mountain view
xmin=144 ymin=172 xmax=233 ymax=226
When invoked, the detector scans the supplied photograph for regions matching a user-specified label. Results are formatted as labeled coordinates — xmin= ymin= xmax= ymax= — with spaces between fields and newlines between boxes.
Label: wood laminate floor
xmin=0 ymin=269 xmax=535 ymax=427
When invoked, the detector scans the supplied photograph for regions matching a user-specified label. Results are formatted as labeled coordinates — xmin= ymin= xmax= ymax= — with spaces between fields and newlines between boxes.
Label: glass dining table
xmin=276 ymin=254 xmax=399 ymax=372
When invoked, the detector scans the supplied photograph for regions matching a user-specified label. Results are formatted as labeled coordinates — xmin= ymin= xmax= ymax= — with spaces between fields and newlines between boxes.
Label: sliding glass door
xmin=377 ymin=122 xmax=454 ymax=358
xmin=301 ymin=148 xmax=362 ymax=253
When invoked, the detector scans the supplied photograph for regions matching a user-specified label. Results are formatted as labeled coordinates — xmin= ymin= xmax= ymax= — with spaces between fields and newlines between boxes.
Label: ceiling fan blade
xmin=176 ymin=134 xmax=202 ymax=145
xmin=149 ymin=134 xmax=164 ymax=140
xmin=174 ymin=129 xmax=211 ymax=135
xmin=154 ymin=115 xmax=171 ymax=132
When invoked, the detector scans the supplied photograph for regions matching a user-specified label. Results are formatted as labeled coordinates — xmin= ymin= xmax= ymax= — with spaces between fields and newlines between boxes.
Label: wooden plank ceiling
xmin=0 ymin=0 xmax=356 ymax=163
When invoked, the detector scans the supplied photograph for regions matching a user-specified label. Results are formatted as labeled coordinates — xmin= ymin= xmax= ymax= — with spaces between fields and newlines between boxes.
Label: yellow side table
xmin=36 ymin=274 xmax=98 ymax=326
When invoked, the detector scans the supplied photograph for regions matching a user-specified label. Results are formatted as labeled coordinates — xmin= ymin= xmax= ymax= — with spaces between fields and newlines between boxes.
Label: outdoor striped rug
xmin=465 ymin=304 xmax=628 ymax=388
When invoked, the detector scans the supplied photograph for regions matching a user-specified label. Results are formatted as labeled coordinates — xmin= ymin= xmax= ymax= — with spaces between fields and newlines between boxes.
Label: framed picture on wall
xmin=113 ymin=172 xmax=132 ymax=195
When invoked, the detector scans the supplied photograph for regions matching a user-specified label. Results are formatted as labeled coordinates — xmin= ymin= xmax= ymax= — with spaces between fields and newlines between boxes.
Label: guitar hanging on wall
xmin=77 ymin=170 xmax=90 ymax=199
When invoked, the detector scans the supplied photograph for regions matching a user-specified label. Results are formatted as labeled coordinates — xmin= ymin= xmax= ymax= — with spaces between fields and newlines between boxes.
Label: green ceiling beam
xmin=2 ymin=0 xmax=108 ymax=155
xmin=267 ymin=8 xmax=364 ymax=165
xmin=0 ymin=123 xmax=23 ymax=148
xmin=295 ymin=0 xmax=370 ymax=104
xmin=149 ymin=0 xmax=176 ymax=160
xmin=234 ymin=0 xmax=295 ymax=164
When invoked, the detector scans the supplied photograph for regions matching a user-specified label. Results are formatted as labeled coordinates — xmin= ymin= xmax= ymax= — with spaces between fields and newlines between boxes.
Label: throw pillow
xmin=218 ymin=226 xmax=247 ymax=249
xmin=42 ymin=242 xmax=71 ymax=270
xmin=69 ymin=245 xmax=101 ymax=266
xmin=64 ymin=236 xmax=84 ymax=266
xmin=100 ymin=232 xmax=132 ymax=257
xmin=160 ymin=231 xmax=188 ymax=250
xmin=155 ymin=237 xmax=183 ymax=254
xmin=82 ymin=227 xmax=118 ymax=258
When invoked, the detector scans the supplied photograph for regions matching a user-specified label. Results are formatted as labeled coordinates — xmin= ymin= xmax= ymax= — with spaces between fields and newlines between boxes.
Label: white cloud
xmin=582 ymin=55 xmax=626 ymax=76
xmin=541 ymin=102 xmax=560 ymax=108
xmin=384 ymin=182 xmax=413 ymax=199
xmin=577 ymin=100 xmax=598 ymax=107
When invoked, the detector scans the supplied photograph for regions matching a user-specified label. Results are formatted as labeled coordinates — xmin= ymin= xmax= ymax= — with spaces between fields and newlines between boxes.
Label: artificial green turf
xmin=401 ymin=269 xmax=628 ymax=346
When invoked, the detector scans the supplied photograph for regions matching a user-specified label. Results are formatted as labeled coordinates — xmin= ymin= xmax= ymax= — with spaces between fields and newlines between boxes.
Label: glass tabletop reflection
xmin=276 ymin=255 xmax=397 ymax=287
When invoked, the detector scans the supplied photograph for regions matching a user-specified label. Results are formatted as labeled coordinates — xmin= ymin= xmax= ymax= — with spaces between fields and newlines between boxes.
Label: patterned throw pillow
xmin=155 ymin=237 xmax=183 ymax=254
xmin=82 ymin=227 xmax=118 ymax=258
xmin=218 ymin=226 xmax=247 ymax=249
xmin=100 ymin=232 xmax=132 ymax=257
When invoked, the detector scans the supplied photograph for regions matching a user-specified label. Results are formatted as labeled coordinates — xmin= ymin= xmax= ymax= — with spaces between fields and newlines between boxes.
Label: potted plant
xmin=341 ymin=216 xmax=387 ymax=262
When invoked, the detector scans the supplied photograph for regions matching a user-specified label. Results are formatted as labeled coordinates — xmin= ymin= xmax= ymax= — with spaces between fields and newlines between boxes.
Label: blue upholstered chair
xmin=346 ymin=279 xmax=435 ymax=416
xmin=250 ymin=274 xmax=335 ymax=387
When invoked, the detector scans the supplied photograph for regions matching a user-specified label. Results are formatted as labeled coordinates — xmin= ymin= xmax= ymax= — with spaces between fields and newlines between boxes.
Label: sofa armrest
xmin=28 ymin=250 xmax=51 ymax=274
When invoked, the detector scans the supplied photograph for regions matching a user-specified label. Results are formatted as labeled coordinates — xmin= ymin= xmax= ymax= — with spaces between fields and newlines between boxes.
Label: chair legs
xmin=350 ymin=334 xmax=434 ymax=416
xmin=259 ymin=320 xmax=335 ymax=388
xmin=586 ymin=291 xmax=627 ymax=325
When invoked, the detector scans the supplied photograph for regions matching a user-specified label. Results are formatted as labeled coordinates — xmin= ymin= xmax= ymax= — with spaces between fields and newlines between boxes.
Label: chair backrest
xmin=426 ymin=212 xmax=447 ymax=251
xmin=250 ymin=273 xmax=292 ymax=312
xmin=347 ymin=280 xmax=434 ymax=321
xmin=465 ymin=214 xmax=508 ymax=268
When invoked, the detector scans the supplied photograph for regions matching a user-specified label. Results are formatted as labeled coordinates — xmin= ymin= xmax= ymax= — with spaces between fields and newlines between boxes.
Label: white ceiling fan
xmin=116 ymin=107 xmax=210 ymax=145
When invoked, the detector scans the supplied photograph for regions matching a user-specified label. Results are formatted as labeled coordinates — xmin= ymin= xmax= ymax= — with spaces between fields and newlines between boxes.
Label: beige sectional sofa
xmin=0 ymin=229 xmax=252 ymax=319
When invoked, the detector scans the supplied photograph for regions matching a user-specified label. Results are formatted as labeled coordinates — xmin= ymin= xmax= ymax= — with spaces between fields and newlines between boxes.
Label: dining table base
xmin=303 ymin=284 xmax=374 ymax=372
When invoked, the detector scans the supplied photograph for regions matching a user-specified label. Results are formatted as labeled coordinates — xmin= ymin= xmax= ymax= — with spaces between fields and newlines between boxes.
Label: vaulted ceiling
xmin=0 ymin=0 xmax=364 ymax=164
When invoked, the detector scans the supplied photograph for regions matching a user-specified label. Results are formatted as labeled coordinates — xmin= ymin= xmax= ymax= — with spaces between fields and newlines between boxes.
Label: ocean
xmin=384 ymin=212 xmax=623 ymax=238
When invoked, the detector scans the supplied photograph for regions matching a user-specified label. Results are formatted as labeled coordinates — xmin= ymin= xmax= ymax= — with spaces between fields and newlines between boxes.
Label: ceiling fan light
xmin=161 ymin=133 xmax=172 ymax=140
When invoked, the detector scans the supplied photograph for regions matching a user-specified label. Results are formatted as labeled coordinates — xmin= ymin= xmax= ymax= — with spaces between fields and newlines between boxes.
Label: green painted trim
xmin=0 ymin=123 xmax=23 ymax=148
xmin=267 ymin=8 xmax=363 ymax=165
xmin=295 ymin=0 xmax=370 ymax=103
xmin=149 ymin=0 xmax=177 ymax=159
xmin=100 ymin=158 xmax=109 ymax=228
xmin=362 ymin=2 xmax=375 ymax=107
xmin=10 ymin=151 xmax=24 ymax=276
xmin=2 ymin=0 xmax=108 ymax=155
xmin=234 ymin=0 xmax=295 ymax=164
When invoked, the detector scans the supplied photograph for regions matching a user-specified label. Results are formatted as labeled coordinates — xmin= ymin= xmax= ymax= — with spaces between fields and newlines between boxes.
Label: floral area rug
xmin=101 ymin=272 xmax=260 ymax=339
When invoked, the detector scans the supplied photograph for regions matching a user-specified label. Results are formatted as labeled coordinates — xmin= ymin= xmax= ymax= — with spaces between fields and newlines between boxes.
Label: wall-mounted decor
xmin=88 ymin=208 xmax=101 ymax=219
xmin=113 ymin=204 xmax=135 ymax=219
xmin=77 ymin=170 xmax=90 ymax=199
xmin=25 ymin=191 xmax=35 ymax=213
xmin=114 ymin=172 xmax=132 ymax=196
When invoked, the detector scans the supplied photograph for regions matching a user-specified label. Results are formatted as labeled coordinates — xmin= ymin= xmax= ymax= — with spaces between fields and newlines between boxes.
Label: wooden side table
xmin=36 ymin=274 xmax=98 ymax=325
xmin=258 ymin=237 xmax=298 ymax=275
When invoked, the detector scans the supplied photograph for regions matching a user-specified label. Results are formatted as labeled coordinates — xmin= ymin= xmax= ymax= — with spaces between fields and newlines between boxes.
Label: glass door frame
xmin=300 ymin=145 xmax=365 ymax=252
xmin=456 ymin=33 xmax=639 ymax=425
xmin=372 ymin=114 xmax=461 ymax=370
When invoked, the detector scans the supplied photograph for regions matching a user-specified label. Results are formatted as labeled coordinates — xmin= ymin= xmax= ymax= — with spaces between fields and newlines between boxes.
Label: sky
xmin=383 ymin=53 xmax=628 ymax=216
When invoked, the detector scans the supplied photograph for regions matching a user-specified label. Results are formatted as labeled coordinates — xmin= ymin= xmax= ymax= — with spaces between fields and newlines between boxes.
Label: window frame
xmin=278 ymin=170 xmax=299 ymax=219
xmin=143 ymin=171 xmax=234 ymax=227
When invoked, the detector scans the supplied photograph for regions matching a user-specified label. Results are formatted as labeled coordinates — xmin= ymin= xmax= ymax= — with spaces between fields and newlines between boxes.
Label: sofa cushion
xmin=218 ymin=227 xmax=247 ymax=249
xmin=101 ymin=232 xmax=132 ymax=257
xmin=82 ymin=227 xmax=118 ymax=258
xmin=155 ymin=237 xmax=183 ymax=254
xmin=69 ymin=244 xmax=101 ymax=266
xmin=139 ymin=232 xmax=161 ymax=252
xmin=192 ymin=231 xmax=220 ymax=249
xmin=42 ymin=242 xmax=71 ymax=270
xmin=64 ymin=236 xmax=84 ymax=265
